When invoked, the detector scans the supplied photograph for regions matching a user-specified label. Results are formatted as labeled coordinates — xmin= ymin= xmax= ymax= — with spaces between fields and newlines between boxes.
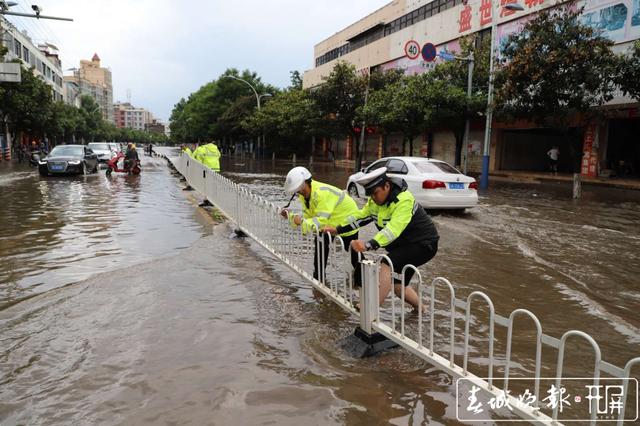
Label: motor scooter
xmin=29 ymin=151 xmax=42 ymax=167
xmin=106 ymin=151 xmax=141 ymax=176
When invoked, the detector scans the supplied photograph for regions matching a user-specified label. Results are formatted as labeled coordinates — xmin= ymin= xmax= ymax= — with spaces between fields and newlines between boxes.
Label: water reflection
xmin=0 ymin=157 xmax=207 ymax=308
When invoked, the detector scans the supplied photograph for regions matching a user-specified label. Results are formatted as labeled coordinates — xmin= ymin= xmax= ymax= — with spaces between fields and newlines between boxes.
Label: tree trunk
xmin=409 ymin=136 xmax=414 ymax=157
xmin=310 ymin=135 xmax=315 ymax=167
xmin=454 ymin=128 xmax=464 ymax=168
xmin=382 ymin=133 xmax=388 ymax=158
xmin=354 ymin=131 xmax=363 ymax=173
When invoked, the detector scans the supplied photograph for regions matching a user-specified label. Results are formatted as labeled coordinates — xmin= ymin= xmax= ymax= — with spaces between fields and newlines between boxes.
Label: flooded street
xmin=1 ymin=150 xmax=639 ymax=424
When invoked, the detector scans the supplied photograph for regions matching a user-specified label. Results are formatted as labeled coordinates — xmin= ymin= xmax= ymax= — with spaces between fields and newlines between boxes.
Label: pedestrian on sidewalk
xmin=547 ymin=146 xmax=559 ymax=175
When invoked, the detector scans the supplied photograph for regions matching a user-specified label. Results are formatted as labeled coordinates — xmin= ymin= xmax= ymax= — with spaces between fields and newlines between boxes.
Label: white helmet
xmin=284 ymin=166 xmax=312 ymax=194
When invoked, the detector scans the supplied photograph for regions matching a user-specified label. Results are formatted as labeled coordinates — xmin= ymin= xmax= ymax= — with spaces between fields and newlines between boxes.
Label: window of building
xmin=14 ymin=40 xmax=22 ymax=58
xmin=22 ymin=46 xmax=29 ymax=63
xmin=314 ymin=0 xmax=468 ymax=68
xmin=4 ymin=35 xmax=13 ymax=52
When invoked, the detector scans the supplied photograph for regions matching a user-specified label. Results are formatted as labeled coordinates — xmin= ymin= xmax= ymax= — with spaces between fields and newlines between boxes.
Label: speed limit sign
xmin=404 ymin=40 xmax=420 ymax=60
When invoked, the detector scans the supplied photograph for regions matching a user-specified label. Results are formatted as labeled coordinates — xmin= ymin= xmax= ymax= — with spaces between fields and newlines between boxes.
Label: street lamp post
xmin=0 ymin=1 xmax=73 ymax=20
xmin=440 ymin=50 xmax=474 ymax=175
xmin=227 ymin=75 xmax=271 ymax=158
xmin=480 ymin=1 xmax=524 ymax=190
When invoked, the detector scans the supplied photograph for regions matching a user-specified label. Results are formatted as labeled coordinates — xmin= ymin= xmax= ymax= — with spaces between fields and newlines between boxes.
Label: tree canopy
xmin=496 ymin=7 xmax=620 ymax=127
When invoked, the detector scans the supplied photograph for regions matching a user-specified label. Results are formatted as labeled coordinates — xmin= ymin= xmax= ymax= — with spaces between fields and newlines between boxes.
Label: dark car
xmin=38 ymin=145 xmax=99 ymax=176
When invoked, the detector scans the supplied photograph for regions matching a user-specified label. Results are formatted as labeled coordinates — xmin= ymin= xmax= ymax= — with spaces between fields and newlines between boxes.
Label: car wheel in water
xmin=348 ymin=184 xmax=359 ymax=198
xmin=82 ymin=162 xmax=88 ymax=175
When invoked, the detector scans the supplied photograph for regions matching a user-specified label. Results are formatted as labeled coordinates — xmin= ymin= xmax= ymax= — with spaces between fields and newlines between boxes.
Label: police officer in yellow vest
xmin=181 ymin=144 xmax=194 ymax=158
xmin=280 ymin=166 xmax=360 ymax=283
xmin=193 ymin=141 xmax=221 ymax=171
xmin=324 ymin=167 xmax=439 ymax=311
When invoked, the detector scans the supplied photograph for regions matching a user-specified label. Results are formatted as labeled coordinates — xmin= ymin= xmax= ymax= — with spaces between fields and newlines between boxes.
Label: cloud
xmin=6 ymin=0 xmax=389 ymax=121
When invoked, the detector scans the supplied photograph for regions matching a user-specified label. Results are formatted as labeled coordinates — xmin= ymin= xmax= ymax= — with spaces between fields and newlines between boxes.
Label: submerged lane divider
xmin=163 ymin=152 xmax=639 ymax=425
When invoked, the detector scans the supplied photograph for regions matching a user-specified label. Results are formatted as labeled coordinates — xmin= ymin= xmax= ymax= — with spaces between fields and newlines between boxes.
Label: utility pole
xmin=462 ymin=52 xmax=474 ymax=175
xmin=356 ymin=69 xmax=370 ymax=173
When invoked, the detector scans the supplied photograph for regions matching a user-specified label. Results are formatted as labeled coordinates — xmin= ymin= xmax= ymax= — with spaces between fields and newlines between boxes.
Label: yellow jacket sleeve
xmin=372 ymin=197 xmax=413 ymax=247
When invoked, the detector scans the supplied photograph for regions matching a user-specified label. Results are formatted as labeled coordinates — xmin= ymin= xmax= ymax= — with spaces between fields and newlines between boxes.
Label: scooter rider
xmin=281 ymin=166 xmax=360 ymax=283
xmin=124 ymin=143 xmax=139 ymax=171
xmin=323 ymin=167 xmax=439 ymax=311
xmin=193 ymin=140 xmax=221 ymax=172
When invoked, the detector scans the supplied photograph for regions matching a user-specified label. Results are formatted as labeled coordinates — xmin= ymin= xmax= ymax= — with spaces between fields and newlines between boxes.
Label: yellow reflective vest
xmin=338 ymin=180 xmax=439 ymax=250
xmin=289 ymin=180 xmax=359 ymax=237
xmin=194 ymin=143 xmax=220 ymax=171
xmin=183 ymin=147 xmax=193 ymax=157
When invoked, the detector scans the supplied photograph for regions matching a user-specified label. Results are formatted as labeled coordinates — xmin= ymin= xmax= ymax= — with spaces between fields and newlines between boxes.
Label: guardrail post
xmin=339 ymin=259 xmax=397 ymax=358
xmin=360 ymin=259 xmax=377 ymax=334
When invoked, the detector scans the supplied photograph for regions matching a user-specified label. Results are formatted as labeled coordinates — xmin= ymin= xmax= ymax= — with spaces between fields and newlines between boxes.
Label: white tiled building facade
xmin=1 ymin=17 xmax=65 ymax=102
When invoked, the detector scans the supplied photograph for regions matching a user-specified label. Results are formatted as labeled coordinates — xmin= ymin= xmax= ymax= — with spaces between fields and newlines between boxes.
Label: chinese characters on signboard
xmin=457 ymin=378 xmax=638 ymax=422
xmin=582 ymin=123 xmax=598 ymax=177
xmin=457 ymin=0 xmax=546 ymax=34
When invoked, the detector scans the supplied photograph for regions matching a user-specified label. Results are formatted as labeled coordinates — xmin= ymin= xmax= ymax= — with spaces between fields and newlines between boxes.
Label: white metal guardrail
xmin=167 ymin=152 xmax=639 ymax=425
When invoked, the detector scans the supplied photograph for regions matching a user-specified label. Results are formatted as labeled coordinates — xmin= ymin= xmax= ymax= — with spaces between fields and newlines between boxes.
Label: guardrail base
xmin=199 ymin=199 xmax=213 ymax=207
xmin=340 ymin=327 xmax=399 ymax=358
xmin=233 ymin=229 xmax=247 ymax=238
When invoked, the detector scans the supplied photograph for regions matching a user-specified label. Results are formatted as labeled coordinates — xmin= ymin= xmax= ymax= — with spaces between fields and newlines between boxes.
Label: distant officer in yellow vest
xmin=280 ymin=166 xmax=360 ymax=283
xmin=181 ymin=144 xmax=193 ymax=158
xmin=194 ymin=141 xmax=221 ymax=171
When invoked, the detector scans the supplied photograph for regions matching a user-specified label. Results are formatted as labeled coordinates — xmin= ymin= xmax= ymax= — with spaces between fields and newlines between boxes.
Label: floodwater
xmin=0 ymin=149 xmax=638 ymax=424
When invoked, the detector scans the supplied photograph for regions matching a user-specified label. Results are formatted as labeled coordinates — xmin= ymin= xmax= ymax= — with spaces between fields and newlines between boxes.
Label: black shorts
xmin=382 ymin=241 xmax=438 ymax=285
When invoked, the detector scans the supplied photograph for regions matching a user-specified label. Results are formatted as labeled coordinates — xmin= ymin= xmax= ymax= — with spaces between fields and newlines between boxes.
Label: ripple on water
xmin=0 ymin=160 xmax=206 ymax=307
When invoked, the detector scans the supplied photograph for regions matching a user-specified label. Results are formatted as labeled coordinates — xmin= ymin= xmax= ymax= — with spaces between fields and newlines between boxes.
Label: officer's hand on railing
xmin=350 ymin=240 xmax=367 ymax=253
xmin=321 ymin=226 xmax=337 ymax=235
xmin=279 ymin=208 xmax=289 ymax=219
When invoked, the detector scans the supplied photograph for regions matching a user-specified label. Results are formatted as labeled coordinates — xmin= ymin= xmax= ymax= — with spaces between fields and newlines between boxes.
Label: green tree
xmin=617 ymin=40 xmax=640 ymax=101
xmin=168 ymin=68 xmax=276 ymax=148
xmin=496 ymin=7 xmax=620 ymax=127
xmin=313 ymin=62 xmax=367 ymax=167
xmin=244 ymin=88 xmax=321 ymax=155
xmin=364 ymin=74 xmax=432 ymax=157
xmin=77 ymin=95 xmax=102 ymax=142
xmin=289 ymin=70 xmax=303 ymax=90
xmin=46 ymin=101 xmax=82 ymax=144
xmin=0 ymin=63 xmax=53 ymax=146
xmin=431 ymin=35 xmax=490 ymax=165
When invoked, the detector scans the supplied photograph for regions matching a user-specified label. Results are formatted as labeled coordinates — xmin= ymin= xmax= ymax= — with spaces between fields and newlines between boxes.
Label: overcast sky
xmin=5 ymin=0 xmax=389 ymax=122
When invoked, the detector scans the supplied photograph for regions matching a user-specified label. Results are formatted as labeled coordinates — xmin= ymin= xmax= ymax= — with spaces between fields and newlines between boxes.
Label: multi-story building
xmin=304 ymin=0 xmax=640 ymax=178
xmin=145 ymin=119 xmax=166 ymax=135
xmin=113 ymin=102 xmax=153 ymax=131
xmin=64 ymin=53 xmax=114 ymax=122
xmin=0 ymin=17 xmax=65 ymax=102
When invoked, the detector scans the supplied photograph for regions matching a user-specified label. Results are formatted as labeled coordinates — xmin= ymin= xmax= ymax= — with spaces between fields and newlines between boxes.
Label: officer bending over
xmin=324 ymin=167 xmax=439 ymax=311
xmin=281 ymin=167 xmax=360 ymax=283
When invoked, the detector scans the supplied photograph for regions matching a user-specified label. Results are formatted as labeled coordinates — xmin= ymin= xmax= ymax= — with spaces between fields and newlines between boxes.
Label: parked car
xmin=38 ymin=145 xmax=99 ymax=176
xmin=346 ymin=156 xmax=478 ymax=210
xmin=87 ymin=142 xmax=115 ymax=164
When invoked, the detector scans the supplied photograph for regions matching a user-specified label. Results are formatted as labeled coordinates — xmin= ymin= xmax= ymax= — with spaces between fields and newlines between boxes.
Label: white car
xmin=87 ymin=142 xmax=115 ymax=164
xmin=346 ymin=156 xmax=478 ymax=210
xmin=108 ymin=142 xmax=121 ymax=154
